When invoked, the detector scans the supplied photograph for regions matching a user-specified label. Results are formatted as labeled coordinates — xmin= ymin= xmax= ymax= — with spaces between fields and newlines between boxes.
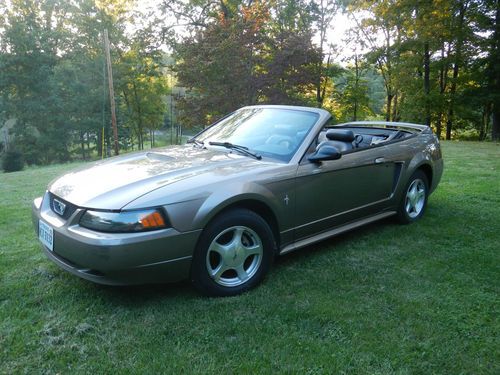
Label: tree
xmin=260 ymin=30 xmax=320 ymax=105
xmin=349 ymin=0 xmax=491 ymax=141
xmin=486 ymin=0 xmax=500 ymax=140
xmin=311 ymin=0 xmax=345 ymax=108
xmin=117 ymin=47 xmax=169 ymax=149
xmin=351 ymin=0 xmax=406 ymax=122
xmin=173 ymin=1 xmax=323 ymax=126
xmin=0 ymin=0 xmax=71 ymax=164
xmin=174 ymin=3 xmax=268 ymax=126
xmin=333 ymin=54 xmax=373 ymax=122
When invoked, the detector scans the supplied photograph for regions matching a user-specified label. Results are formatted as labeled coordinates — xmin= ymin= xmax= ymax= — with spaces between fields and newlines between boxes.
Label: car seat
xmin=325 ymin=129 xmax=354 ymax=152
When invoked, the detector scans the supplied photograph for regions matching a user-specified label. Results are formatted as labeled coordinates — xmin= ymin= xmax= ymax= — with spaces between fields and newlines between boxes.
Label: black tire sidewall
xmin=397 ymin=170 xmax=429 ymax=224
xmin=190 ymin=208 xmax=275 ymax=297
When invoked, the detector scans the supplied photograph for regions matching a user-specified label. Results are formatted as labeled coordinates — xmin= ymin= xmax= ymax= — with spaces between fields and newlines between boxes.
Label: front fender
xmin=191 ymin=181 xmax=282 ymax=230
xmin=159 ymin=181 xmax=283 ymax=233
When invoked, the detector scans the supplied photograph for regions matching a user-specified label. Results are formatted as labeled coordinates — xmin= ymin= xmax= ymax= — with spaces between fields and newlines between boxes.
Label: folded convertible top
xmin=338 ymin=121 xmax=430 ymax=133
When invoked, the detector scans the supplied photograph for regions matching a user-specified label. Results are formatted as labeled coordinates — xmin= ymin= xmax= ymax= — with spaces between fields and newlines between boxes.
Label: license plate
xmin=39 ymin=220 xmax=54 ymax=251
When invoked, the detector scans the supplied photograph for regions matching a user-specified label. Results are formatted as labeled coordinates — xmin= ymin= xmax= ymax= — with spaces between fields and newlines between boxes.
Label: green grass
xmin=1 ymin=142 xmax=499 ymax=374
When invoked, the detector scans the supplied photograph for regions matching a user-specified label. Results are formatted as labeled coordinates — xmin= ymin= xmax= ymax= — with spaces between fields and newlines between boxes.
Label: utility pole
xmin=103 ymin=29 xmax=119 ymax=155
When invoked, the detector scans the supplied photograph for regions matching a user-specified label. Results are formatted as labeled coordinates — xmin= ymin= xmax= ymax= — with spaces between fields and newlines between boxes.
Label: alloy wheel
xmin=205 ymin=226 xmax=263 ymax=287
xmin=405 ymin=179 xmax=426 ymax=218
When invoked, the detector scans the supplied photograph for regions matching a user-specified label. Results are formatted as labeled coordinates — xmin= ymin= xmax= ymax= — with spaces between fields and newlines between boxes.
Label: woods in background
xmin=0 ymin=0 xmax=498 ymax=166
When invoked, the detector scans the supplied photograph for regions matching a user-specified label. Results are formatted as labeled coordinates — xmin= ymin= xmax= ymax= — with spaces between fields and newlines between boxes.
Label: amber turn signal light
xmin=140 ymin=211 xmax=166 ymax=228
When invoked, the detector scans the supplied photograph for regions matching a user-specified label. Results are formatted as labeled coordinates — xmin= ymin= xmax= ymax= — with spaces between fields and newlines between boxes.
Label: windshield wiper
xmin=208 ymin=141 xmax=262 ymax=160
xmin=187 ymin=138 xmax=205 ymax=148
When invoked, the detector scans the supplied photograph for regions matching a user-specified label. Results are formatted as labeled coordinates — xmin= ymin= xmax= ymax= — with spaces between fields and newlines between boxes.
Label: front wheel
xmin=397 ymin=170 xmax=429 ymax=224
xmin=190 ymin=209 xmax=275 ymax=297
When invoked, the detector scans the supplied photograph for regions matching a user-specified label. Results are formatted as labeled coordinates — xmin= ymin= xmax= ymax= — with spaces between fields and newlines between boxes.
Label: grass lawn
xmin=1 ymin=141 xmax=499 ymax=374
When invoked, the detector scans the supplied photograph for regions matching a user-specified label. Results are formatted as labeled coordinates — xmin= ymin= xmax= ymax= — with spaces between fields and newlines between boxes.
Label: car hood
xmin=49 ymin=145 xmax=272 ymax=210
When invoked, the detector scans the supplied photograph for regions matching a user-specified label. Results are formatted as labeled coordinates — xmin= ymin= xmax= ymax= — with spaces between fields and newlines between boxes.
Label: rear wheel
xmin=191 ymin=209 xmax=274 ymax=296
xmin=397 ymin=170 xmax=429 ymax=224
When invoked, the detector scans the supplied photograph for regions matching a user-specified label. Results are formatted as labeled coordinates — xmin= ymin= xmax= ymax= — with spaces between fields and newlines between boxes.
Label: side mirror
xmin=308 ymin=145 xmax=342 ymax=163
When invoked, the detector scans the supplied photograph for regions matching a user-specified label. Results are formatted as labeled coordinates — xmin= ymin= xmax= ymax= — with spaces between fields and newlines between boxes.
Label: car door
xmin=294 ymin=145 xmax=396 ymax=240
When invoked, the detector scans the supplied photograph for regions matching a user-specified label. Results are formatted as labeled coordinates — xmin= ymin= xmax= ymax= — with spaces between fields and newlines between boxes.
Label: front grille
xmin=48 ymin=192 xmax=78 ymax=220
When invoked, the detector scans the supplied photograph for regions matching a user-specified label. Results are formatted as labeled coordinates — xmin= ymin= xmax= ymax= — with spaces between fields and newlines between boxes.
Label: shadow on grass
xmin=274 ymin=217 xmax=394 ymax=268
xmin=89 ymin=280 xmax=199 ymax=306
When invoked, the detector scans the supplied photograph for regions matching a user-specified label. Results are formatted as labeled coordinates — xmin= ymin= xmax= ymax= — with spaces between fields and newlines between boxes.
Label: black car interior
xmin=316 ymin=127 xmax=413 ymax=153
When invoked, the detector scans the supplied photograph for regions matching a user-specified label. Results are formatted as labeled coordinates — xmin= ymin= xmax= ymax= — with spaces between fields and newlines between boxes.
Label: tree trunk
xmin=317 ymin=55 xmax=331 ymax=109
xmin=97 ymin=129 xmax=103 ymax=157
xmin=316 ymin=76 xmax=323 ymax=108
xmin=80 ymin=131 xmax=86 ymax=161
xmin=493 ymin=113 xmax=500 ymax=141
xmin=86 ymin=133 xmax=91 ymax=156
xmin=436 ymin=43 xmax=449 ymax=140
xmin=446 ymin=58 xmax=459 ymax=140
xmin=132 ymin=81 xmax=144 ymax=150
xmin=315 ymin=35 xmax=324 ymax=108
xmin=353 ymin=54 xmax=359 ymax=121
xmin=446 ymin=107 xmax=453 ymax=140
xmin=316 ymin=3 xmax=326 ymax=109
xmin=446 ymin=1 xmax=467 ymax=140
xmin=104 ymin=125 xmax=110 ymax=157
xmin=490 ymin=0 xmax=500 ymax=140
xmin=480 ymin=103 xmax=491 ymax=141
xmin=392 ymin=93 xmax=399 ymax=122
xmin=435 ymin=112 xmax=443 ymax=139
xmin=386 ymin=94 xmax=393 ymax=122
xmin=424 ymin=41 xmax=431 ymax=126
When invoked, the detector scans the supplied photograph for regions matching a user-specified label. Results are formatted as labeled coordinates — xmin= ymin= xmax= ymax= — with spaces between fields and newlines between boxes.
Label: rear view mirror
xmin=308 ymin=145 xmax=342 ymax=163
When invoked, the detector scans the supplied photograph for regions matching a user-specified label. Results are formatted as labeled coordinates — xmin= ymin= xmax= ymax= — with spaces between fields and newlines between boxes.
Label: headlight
xmin=80 ymin=208 xmax=168 ymax=233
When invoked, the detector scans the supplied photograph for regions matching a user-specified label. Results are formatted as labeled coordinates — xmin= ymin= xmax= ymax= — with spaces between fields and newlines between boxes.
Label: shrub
xmin=2 ymin=150 xmax=24 ymax=172
xmin=454 ymin=128 xmax=481 ymax=141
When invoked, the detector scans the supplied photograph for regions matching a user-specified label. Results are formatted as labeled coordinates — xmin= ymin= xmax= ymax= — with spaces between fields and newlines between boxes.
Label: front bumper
xmin=32 ymin=192 xmax=202 ymax=285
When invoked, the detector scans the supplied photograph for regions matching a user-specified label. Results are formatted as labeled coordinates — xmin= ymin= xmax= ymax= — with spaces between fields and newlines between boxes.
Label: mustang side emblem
xmin=53 ymin=198 xmax=66 ymax=216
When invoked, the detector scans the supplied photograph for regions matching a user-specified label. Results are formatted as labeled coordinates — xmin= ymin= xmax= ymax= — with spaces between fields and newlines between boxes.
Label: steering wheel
xmin=354 ymin=134 xmax=364 ymax=147
xmin=265 ymin=135 xmax=296 ymax=150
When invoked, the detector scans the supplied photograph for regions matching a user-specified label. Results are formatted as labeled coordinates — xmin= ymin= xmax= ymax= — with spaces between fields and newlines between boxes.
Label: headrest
xmin=326 ymin=129 xmax=355 ymax=142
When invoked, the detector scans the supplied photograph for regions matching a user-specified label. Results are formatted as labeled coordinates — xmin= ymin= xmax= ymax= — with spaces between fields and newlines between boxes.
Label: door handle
xmin=375 ymin=157 xmax=385 ymax=164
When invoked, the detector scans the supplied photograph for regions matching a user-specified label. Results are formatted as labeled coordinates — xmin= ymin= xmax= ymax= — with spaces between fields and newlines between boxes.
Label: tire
xmin=190 ymin=208 xmax=275 ymax=297
xmin=397 ymin=170 xmax=429 ymax=224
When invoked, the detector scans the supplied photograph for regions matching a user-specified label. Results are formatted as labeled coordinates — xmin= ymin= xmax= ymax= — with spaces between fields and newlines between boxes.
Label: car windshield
xmin=194 ymin=108 xmax=319 ymax=162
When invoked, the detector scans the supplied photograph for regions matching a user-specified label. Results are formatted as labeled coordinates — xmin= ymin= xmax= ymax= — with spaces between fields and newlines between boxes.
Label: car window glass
xmin=196 ymin=108 xmax=319 ymax=162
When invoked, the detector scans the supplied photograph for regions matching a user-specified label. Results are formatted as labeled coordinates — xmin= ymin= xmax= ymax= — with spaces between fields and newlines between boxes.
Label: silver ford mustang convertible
xmin=32 ymin=105 xmax=443 ymax=296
